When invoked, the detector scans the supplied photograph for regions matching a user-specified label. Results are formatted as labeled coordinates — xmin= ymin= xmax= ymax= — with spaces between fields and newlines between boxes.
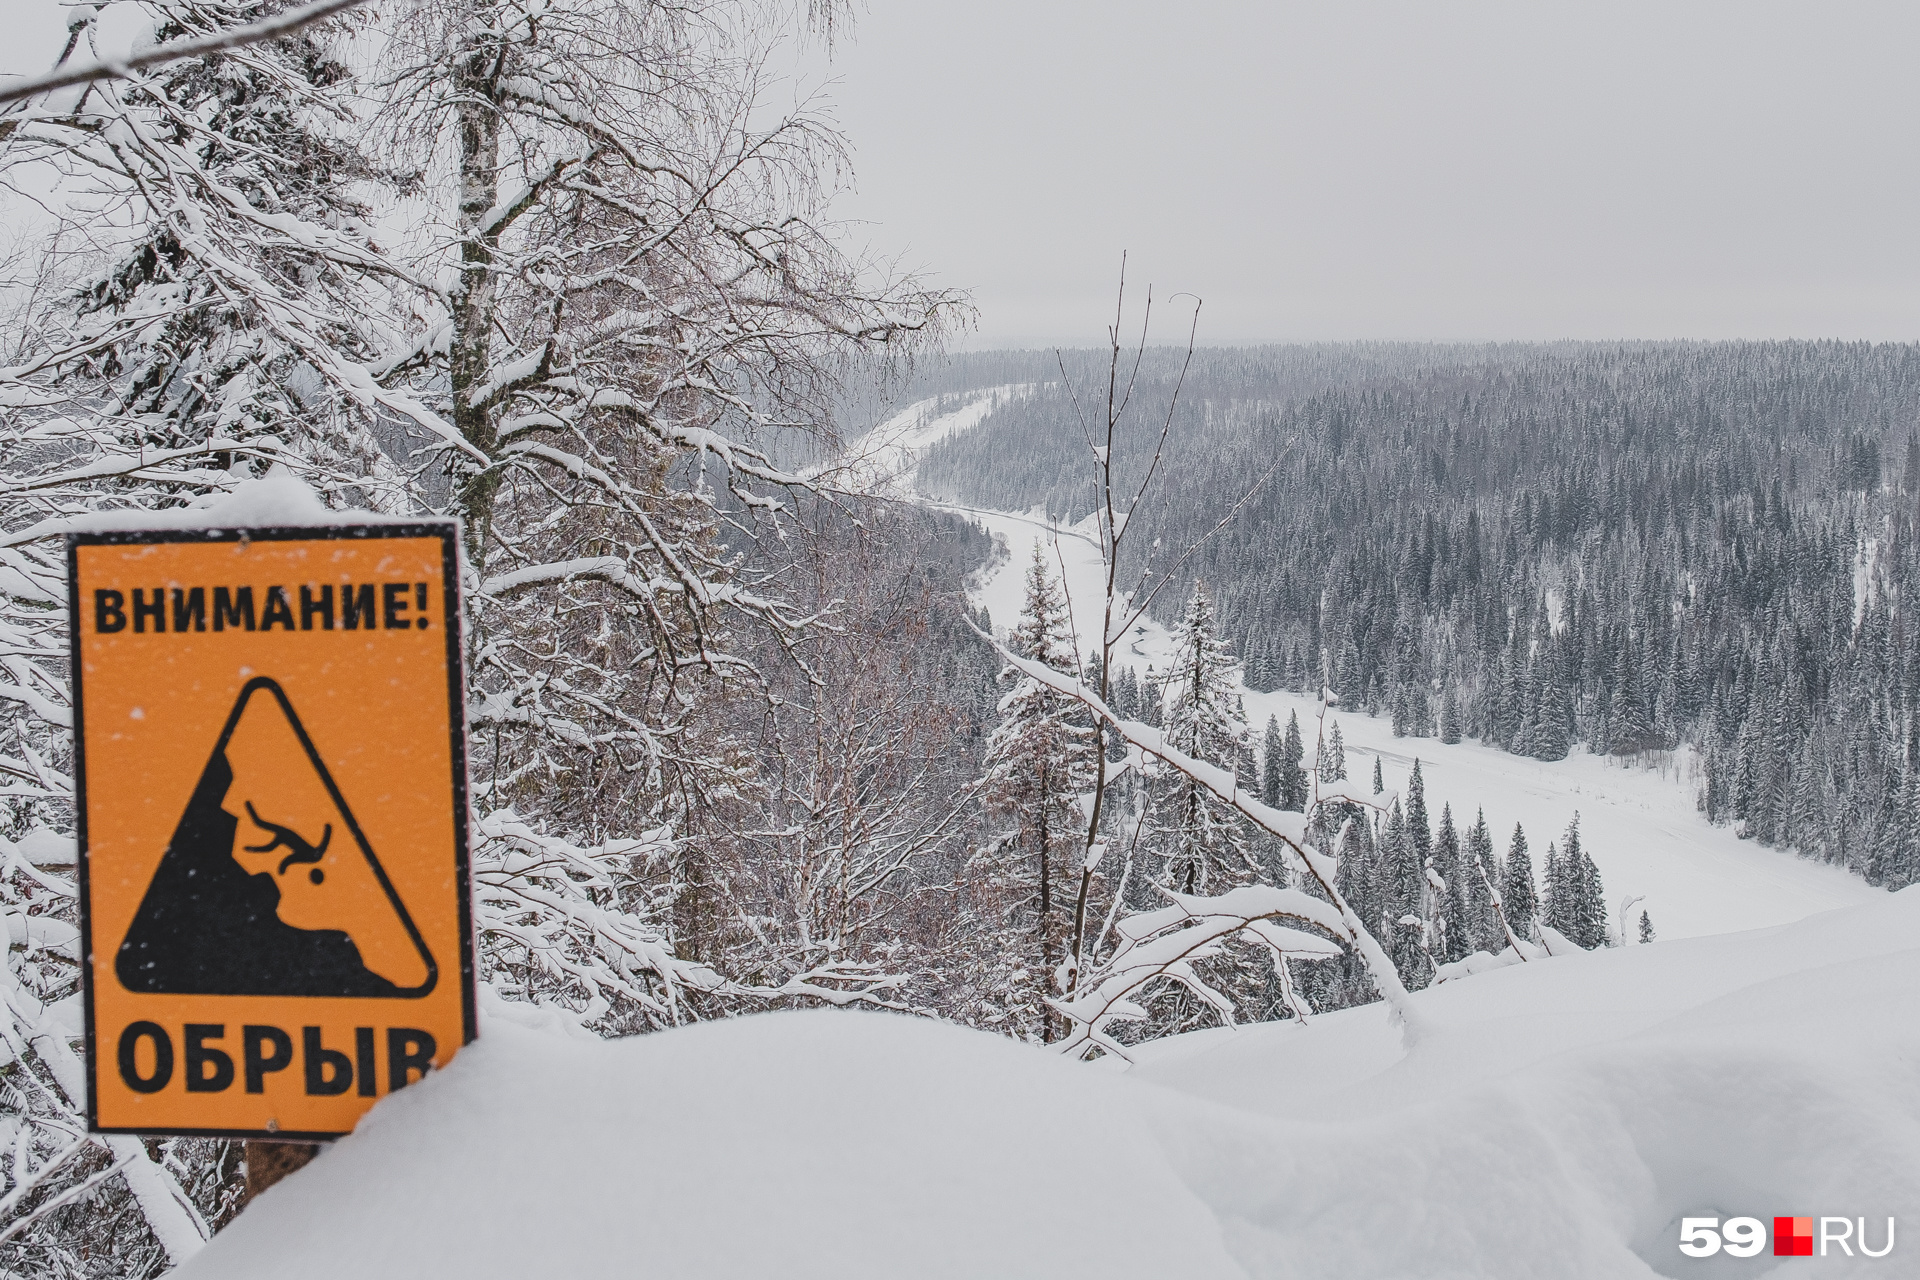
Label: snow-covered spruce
xmin=965 ymin=546 xmax=1095 ymax=1041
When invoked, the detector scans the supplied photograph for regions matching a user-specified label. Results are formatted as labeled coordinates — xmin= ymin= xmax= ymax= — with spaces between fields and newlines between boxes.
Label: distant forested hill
xmin=914 ymin=341 xmax=1920 ymax=890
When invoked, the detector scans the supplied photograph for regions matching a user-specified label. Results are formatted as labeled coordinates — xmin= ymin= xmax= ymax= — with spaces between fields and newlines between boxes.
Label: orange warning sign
xmin=69 ymin=523 xmax=473 ymax=1139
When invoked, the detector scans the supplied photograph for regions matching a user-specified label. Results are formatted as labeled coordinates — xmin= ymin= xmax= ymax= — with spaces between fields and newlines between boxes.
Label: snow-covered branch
xmin=0 ymin=0 xmax=367 ymax=107
xmin=978 ymin=626 xmax=1428 ymax=1043
xmin=1049 ymin=885 xmax=1345 ymax=1061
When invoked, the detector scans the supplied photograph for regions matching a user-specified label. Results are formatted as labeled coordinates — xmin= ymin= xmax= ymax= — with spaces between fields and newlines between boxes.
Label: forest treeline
xmin=916 ymin=341 xmax=1920 ymax=892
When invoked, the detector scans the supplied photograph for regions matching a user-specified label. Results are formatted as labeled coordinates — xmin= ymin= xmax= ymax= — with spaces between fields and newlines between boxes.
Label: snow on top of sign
xmin=50 ymin=473 xmax=444 ymax=536
xmin=180 ymin=888 xmax=1920 ymax=1280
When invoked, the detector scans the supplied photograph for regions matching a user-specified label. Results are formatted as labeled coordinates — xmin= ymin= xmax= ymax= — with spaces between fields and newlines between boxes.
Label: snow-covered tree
xmin=1609 ymin=642 xmax=1658 ymax=756
xmin=0 ymin=4 xmax=425 ymax=1264
xmin=1462 ymin=808 xmax=1501 ymax=950
xmin=1278 ymin=711 xmax=1308 ymax=811
xmin=1260 ymin=713 xmax=1283 ymax=807
xmin=1439 ymin=686 xmax=1462 ymax=744
xmin=1320 ymin=718 xmax=1347 ymax=783
xmin=973 ymin=545 xmax=1096 ymax=1038
xmin=1150 ymin=582 xmax=1250 ymax=894
xmin=2 ymin=0 xmax=424 ymax=515
xmin=719 ymin=507 xmax=987 ymax=1012
xmin=1502 ymin=823 xmax=1538 ymax=940
xmin=1531 ymin=651 xmax=1572 ymax=762
xmin=0 ymin=0 xmax=956 ymax=1260
xmin=987 ymin=279 xmax=1426 ymax=1056
xmin=1432 ymin=804 xmax=1469 ymax=963
xmin=1547 ymin=815 xmax=1608 ymax=948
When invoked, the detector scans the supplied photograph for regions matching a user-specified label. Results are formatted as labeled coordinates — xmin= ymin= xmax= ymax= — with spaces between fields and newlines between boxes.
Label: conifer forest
xmin=919 ymin=341 xmax=1920 ymax=893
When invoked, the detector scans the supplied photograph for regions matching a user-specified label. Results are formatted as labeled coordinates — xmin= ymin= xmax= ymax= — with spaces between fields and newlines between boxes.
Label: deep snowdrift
xmin=185 ymin=890 xmax=1920 ymax=1279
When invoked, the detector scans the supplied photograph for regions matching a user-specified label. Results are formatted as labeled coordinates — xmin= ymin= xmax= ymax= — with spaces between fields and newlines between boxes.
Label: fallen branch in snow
xmin=1433 ymin=925 xmax=1585 ymax=984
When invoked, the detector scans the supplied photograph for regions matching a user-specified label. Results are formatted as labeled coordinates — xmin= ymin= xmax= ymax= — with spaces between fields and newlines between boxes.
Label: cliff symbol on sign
xmin=115 ymin=677 xmax=436 ymax=998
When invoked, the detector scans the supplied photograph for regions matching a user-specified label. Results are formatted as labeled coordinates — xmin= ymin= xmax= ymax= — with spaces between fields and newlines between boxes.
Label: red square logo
xmin=1774 ymin=1217 xmax=1814 ymax=1257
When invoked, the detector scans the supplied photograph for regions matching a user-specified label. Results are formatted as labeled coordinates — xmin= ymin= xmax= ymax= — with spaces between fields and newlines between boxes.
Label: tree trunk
xmin=243 ymin=1140 xmax=319 ymax=1203
xmin=1036 ymin=758 xmax=1053 ymax=1042
xmin=451 ymin=32 xmax=503 ymax=571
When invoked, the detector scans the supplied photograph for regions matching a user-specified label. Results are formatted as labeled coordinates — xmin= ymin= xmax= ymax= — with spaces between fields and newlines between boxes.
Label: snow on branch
xmin=1049 ymin=884 xmax=1345 ymax=1061
xmin=0 ymin=0 xmax=367 ymax=107
xmin=472 ymin=810 xmax=917 ymax=1029
xmin=976 ymin=626 xmax=1430 ymax=1044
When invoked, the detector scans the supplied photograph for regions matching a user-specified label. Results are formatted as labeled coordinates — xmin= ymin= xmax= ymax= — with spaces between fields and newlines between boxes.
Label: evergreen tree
xmin=1261 ymin=714 xmax=1285 ymax=808
xmin=1336 ymin=628 xmax=1365 ymax=710
xmin=1321 ymin=720 xmax=1348 ymax=782
xmin=1280 ymin=711 xmax=1309 ymax=810
xmin=1330 ymin=816 xmax=1381 ymax=1006
xmin=1434 ymin=804 xmax=1470 ymax=962
xmin=977 ymin=546 xmax=1097 ymax=1038
xmin=1545 ymin=814 xmax=1609 ymax=947
xmin=1379 ymin=799 xmax=1424 ymax=980
xmin=1464 ymin=808 xmax=1500 ymax=950
xmin=1502 ymin=823 xmax=1538 ymax=941
xmin=1235 ymin=697 xmax=1259 ymax=794
xmin=1152 ymin=583 xmax=1250 ymax=893
xmin=1439 ymin=686 xmax=1463 ymax=744
xmin=1609 ymin=642 xmax=1657 ymax=755
xmin=1532 ymin=651 xmax=1572 ymax=762
xmin=1542 ymin=840 xmax=1566 ymax=936
xmin=1557 ymin=815 xmax=1583 ymax=940
xmin=1406 ymin=760 xmax=1433 ymax=867
xmin=1373 ymin=755 xmax=1385 ymax=795
xmin=1284 ymin=642 xmax=1306 ymax=692
xmin=1638 ymin=910 xmax=1656 ymax=943
xmin=1573 ymin=827 xmax=1609 ymax=947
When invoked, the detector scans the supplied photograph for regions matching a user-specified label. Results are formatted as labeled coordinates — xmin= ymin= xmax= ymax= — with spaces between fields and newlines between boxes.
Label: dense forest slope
xmin=914 ymin=341 xmax=1920 ymax=891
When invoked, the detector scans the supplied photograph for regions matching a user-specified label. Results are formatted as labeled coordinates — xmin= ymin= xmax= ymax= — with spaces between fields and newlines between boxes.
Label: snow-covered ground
xmin=185 ymin=887 xmax=1920 ymax=1279
xmin=903 ymin=403 xmax=1880 ymax=943
xmin=825 ymin=385 xmax=1031 ymax=495
xmin=178 ymin=401 xmax=1913 ymax=1279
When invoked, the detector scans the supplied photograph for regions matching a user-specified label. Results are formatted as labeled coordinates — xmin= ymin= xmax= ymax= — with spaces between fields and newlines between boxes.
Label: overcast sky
xmin=804 ymin=1 xmax=1920 ymax=347
xmin=8 ymin=2 xmax=1917 ymax=348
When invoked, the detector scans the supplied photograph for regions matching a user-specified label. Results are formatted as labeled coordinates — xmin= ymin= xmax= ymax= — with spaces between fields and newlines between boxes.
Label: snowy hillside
xmin=899 ymin=396 xmax=1881 ymax=942
xmin=183 ymin=888 xmax=1920 ymax=1279
xmin=827 ymin=385 xmax=1033 ymax=495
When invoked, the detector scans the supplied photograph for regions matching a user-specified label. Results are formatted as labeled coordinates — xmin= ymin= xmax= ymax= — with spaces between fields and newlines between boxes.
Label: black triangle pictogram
xmin=116 ymin=677 xmax=437 ymax=998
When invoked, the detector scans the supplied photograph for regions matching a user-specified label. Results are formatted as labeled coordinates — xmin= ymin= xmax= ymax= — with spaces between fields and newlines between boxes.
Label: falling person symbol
xmin=245 ymin=801 xmax=330 ymax=879
xmin=115 ymin=677 xmax=435 ymax=998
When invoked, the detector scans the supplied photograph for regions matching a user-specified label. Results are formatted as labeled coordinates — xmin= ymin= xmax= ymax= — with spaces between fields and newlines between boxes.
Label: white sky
xmin=803 ymin=0 xmax=1920 ymax=346
xmin=7 ymin=2 xmax=1919 ymax=347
